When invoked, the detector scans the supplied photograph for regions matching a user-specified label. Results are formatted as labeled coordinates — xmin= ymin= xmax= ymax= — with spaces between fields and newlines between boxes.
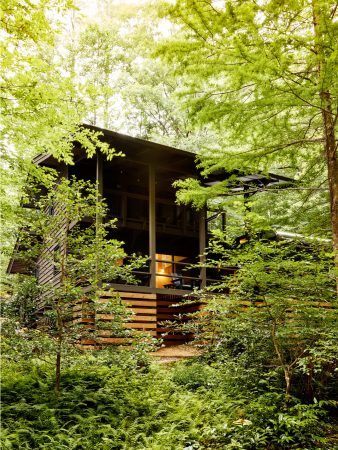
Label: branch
xmin=330 ymin=3 xmax=338 ymax=18
xmin=234 ymin=138 xmax=324 ymax=156
xmin=187 ymin=84 xmax=255 ymax=96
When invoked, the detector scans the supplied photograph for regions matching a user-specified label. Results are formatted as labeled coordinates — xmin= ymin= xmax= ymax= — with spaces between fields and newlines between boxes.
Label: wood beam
xmin=199 ymin=206 xmax=207 ymax=288
xmin=96 ymin=151 xmax=103 ymax=197
xmin=96 ymin=151 xmax=104 ymax=287
xmin=96 ymin=151 xmax=104 ymax=232
xmin=149 ymin=164 xmax=156 ymax=288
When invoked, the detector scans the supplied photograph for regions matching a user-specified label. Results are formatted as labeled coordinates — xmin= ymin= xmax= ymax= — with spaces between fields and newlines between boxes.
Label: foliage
xmin=2 ymin=176 xmax=147 ymax=394
xmin=3 ymin=198 xmax=337 ymax=447
xmin=158 ymin=0 xmax=337 ymax=166
xmin=0 ymin=0 xmax=114 ymax=162
xmin=1 ymin=355 xmax=336 ymax=449
xmin=157 ymin=0 xmax=338 ymax=262
xmin=1 ymin=276 xmax=39 ymax=328
xmin=1 ymin=2 xmax=338 ymax=449
xmin=179 ymin=235 xmax=338 ymax=403
xmin=67 ymin=2 xmax=220 ymax=151
xmin=0 ymin=0 xmax=117 ymax=279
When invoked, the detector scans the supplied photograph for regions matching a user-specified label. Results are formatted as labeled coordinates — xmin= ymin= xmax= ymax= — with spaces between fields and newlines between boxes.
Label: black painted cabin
xmin=8 ymin=125 xmax=292 ymax=345
xmin=31 ymin=125 xmax=206 ymax=295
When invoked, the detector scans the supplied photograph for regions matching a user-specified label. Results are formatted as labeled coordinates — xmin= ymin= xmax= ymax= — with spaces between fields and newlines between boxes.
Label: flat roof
xmin=34 ymin=124 xmax=197 ymax=174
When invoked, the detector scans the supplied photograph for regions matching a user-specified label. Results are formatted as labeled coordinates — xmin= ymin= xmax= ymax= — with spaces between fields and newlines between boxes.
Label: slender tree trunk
xmin=55 ymin=350 xmax=61 ymax=397
xmin=271 ymin=320 xmax=292 ymax=400
xmin=55 ymin=303 xmax=63 ymax=397
xmin=321 ymin=92 xmax=338 ymax=294
xmin=284 ymin=370 xmax=292 ymax=400
xmin=96 ymin=153 xmax=103 ymax=288
xmin=54 ymin=305 xmax=63 ymax=397
xmin=312 ymin=0 xmax=338 ymax=293
xmin=54 ymin=219 xmax=68 ymax=396
xmin=306 ymin=362 xmax=315 ymax=402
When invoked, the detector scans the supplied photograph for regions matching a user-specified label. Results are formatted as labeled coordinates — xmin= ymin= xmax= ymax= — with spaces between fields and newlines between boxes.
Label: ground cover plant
xmin=2 ymin=220 xmax=337 ymax=450
xmin=1 ymin=345 xmax=337 ymax=450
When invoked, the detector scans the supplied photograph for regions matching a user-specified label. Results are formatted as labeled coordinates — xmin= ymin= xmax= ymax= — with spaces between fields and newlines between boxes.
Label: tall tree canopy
xmin=66 ymin=1 xmax=220 ymax=151
xmin=158 ymin=0 xmax=337 ymax=262
xmin=0 ymin=0 xmax=116 ymax=271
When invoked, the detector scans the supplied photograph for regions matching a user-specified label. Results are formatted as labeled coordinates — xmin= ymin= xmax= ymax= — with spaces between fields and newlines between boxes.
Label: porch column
xmin=96 ymin=151 xmax=103 ymax=287
xmin=199 ymin=206 xmax=207 ymax=288
xmin=96 ymin=151 xmax=103 ymax=198
xmin=96 ymin=151 xmax=104 ymax=227
xmin=149 ymin=164 xmax=156 ymax=289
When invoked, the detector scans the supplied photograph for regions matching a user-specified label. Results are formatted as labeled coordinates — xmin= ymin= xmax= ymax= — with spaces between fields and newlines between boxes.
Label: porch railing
xmin=109 ymin=257 xmax=237 ymax=291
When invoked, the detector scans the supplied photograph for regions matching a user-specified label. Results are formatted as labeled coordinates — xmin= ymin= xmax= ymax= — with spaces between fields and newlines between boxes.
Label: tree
xmin=2 ymin=177 xmax=147 ymax=395
xmin=0 ymin=0 xmax=118 ymax=277
xmin=0 ymin=0 xmax=114 ymax=161
xmin=179 ymin=234 xmax=338 ymax=401
xmin=70 ymin=22 xmax=126 ymax=130
xmin=66 ymin=2 xmax=220 ymax=151
xmin=158 ymin=0 xmax=338 ymax=288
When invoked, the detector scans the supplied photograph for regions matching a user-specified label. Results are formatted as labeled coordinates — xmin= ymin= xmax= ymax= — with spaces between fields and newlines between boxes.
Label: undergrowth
xmin=1 ymin=349 xmax=337 ymax=450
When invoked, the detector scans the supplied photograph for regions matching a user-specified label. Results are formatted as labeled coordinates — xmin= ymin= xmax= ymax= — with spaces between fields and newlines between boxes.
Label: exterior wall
xmin=36 ymin=168 xmax=68 ymax=309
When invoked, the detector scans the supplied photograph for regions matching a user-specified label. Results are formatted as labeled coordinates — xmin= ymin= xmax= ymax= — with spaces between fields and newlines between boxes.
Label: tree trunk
xmin=55 ymin=350 xmax=61 ymax=396
xmin=312 ymin=0 xmax=338 ymax=293
xmin=321 ymin=92 xmax=338 ymax=294
xmin=271 ymin=320 xmax=292 ymax=400
xmin=284 ymin=368 xmax=292 ymax=401
xmin=55 ymin=307 xmax=63 ymax=396
xmin=54 ymin=222 xmax=67 ymax=396
xmin=305 ymin=362 xmax=315 ymax=402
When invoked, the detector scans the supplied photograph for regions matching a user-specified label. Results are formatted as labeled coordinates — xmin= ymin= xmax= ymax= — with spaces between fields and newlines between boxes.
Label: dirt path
xmin=149 ymin=344 xmax=202 ymax=363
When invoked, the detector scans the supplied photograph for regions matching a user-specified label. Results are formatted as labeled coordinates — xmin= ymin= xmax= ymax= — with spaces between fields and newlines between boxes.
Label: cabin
xmin=8 ymin=125 xmax=292 ymax=346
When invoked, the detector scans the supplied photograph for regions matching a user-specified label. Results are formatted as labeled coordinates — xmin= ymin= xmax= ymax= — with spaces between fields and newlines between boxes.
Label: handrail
xmin=127 ymin=257 xmax=237 ymax=272
xmin=156 ymin=272 xmax=200 ymax=280
xmin=116 ymin=257 xmax=237 ymax=291
xmin=154 ymin=259 xmax=192 ymax=266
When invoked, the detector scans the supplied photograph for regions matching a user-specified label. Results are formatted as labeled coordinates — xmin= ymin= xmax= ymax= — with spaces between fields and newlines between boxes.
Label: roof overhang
xmin=33 ymin=125 xmax=293 ymax=190
xmin=34 ymin=124 xmax=198 ymax=175
xmin=204 ymin=169 xmax=293 ymax=194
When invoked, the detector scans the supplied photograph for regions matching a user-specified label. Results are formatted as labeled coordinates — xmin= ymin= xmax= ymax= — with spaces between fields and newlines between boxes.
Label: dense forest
xmin=1 ymin=1 xmax=338 ymax=449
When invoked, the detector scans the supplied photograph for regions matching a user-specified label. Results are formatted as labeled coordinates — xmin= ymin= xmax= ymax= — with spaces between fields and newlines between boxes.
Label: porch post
xmin=96 ymin=151 xmax=103 ymax=198
xmin=199 ymin=206 xmax=207 ymax=288
xmin=96 ymin=151 xmax=103 ymax=288
xmin=149 ymin=164 xmax=156 ymax=289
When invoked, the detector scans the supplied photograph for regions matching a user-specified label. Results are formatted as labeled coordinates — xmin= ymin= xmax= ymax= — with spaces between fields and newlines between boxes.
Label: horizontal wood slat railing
xmin=78 ymin=290 xmax=157 ymax=346
xmin=75 ymin=289 xmax=202 ymax=347
xmin=74 ymin=287 xmax=336 ymax=348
